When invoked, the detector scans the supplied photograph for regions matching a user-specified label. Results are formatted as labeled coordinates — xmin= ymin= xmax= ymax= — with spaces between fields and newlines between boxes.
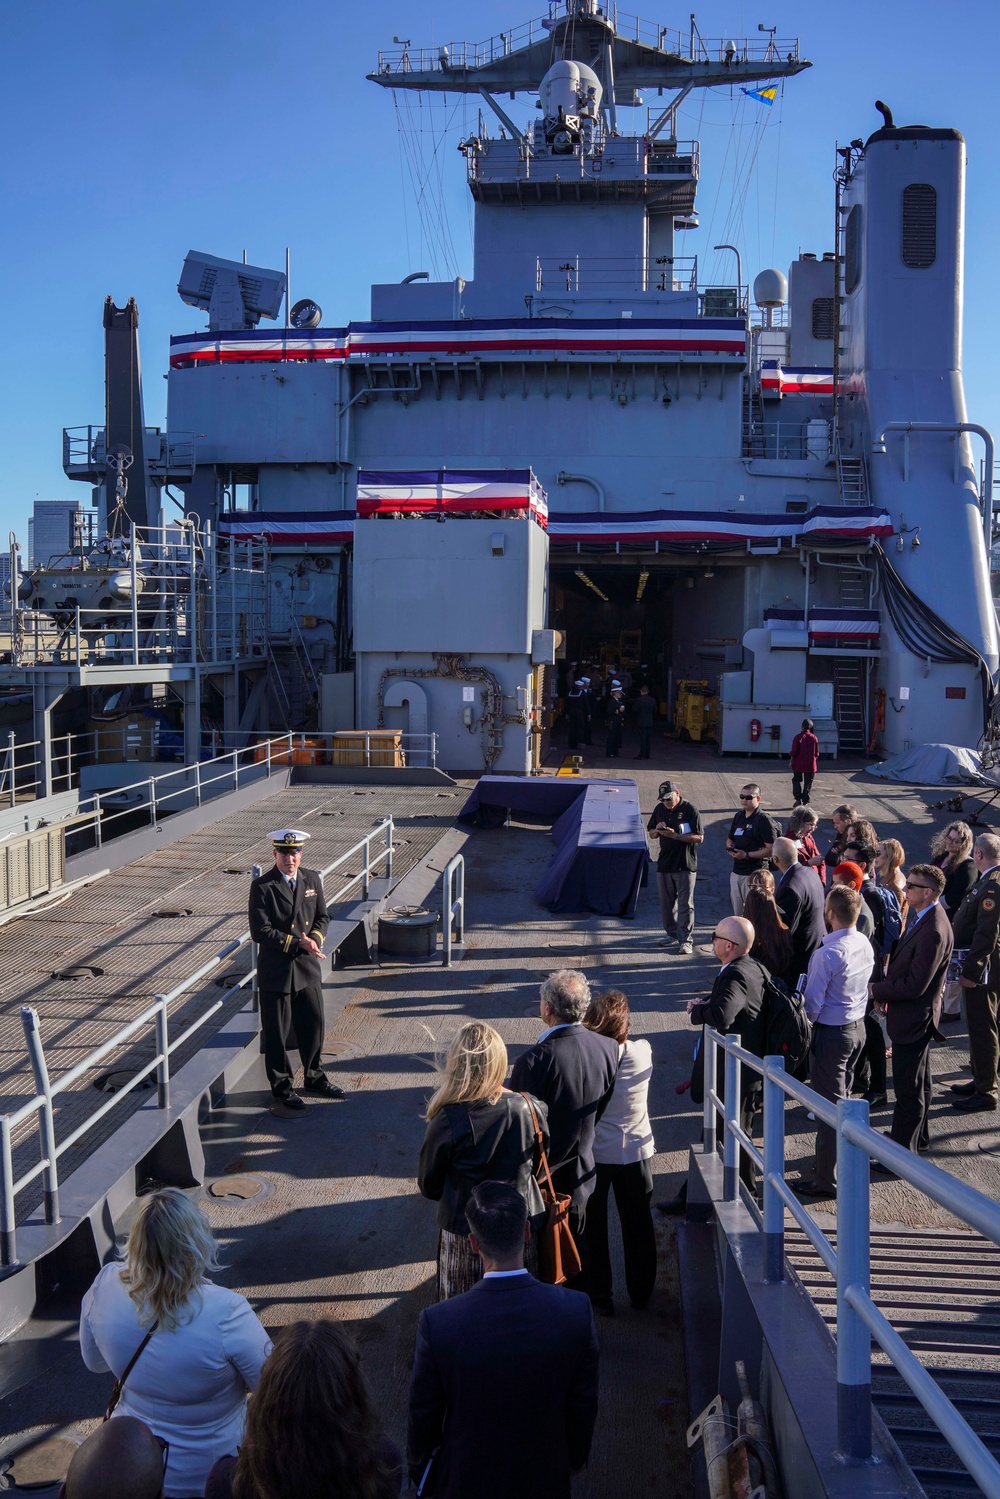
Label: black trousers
xmin=637 ymin=727 xmax=652 ymax=759
xmin=585 ymin=1160 xmax=657 ymax=1309
xmin=965 ymin=984 xmax=1000 ymax=1099
xmin=605 ymin=725 xmax=622 ymax=757
xmin=854 ymin=1012 xmax=887 ymax=1097
xmin=792 ymin=771 xmax=815 ymax=804
xmin=259 ymin=984 xmax=325 ymax=1097
xmin=890 ymin=1034 xmax=933 ymax=1150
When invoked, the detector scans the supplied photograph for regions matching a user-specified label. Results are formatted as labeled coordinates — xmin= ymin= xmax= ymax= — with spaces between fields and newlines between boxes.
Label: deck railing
xmin=0 ymin=818 xmax=395 ymax=1267
xmin=703 ymin=1027 xmax=1000 ymax=1496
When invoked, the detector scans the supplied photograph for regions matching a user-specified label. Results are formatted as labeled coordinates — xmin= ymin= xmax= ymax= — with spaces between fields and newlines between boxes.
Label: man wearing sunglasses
xmin=870 ymin=863 xmax=953 ymax=1161
xmin=60 ymin=1416 xmax=166 ymax=1499
xmin=725 ymin=785 xmax=780 ymax=918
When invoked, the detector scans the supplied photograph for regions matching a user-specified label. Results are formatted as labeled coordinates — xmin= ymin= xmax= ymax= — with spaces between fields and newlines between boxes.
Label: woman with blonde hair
xmin=206 ymin=1320 xmax=401 ymax=1499
xmin=418 ymin=1020 xmax=548 ymax=1299
xmin=80 ymin=1188 xmax=270 ymax=1499
xmin=875 ymin=838 xmax=908 ymax=919
xmin=930 ymin=821 xmax=977 ymax=917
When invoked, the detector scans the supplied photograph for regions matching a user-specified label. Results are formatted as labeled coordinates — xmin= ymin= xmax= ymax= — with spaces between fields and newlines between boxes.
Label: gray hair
xmin=976 ymin=832 xmax=1000 ymax=864
xmin=540 ymin=968 xmax=592 ymax=1023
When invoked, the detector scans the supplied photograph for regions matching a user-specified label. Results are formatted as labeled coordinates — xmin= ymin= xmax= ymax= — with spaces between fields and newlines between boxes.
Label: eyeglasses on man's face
xmin=904 ymin=881 xmax=933 ymax=892
xmin=739 ymin=794 xmax=758 ymax=802
xmin=712 ymin=931 xmax=734 ymax=943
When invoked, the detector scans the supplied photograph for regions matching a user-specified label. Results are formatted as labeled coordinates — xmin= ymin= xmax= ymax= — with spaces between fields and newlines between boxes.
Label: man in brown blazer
xmin=870 ymin=863 xmax=953 ymax=1158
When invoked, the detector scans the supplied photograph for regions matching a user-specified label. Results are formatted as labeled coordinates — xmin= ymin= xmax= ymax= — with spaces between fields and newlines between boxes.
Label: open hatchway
xmin=547 ymin=549 xmax=868 ymax=755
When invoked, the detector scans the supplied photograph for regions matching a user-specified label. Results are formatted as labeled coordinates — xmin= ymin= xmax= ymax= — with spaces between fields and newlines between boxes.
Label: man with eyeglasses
xmin=870 ymin=863 xmax=953 ymax=1162
xmin=687 ymin=916 xmax=766 ymax=1191
xmin=60 ymin=1415 xmax=166 ymax=1499
xmin=950 ymin=831 xmax=1000 ymax=1114
xmin=648 ymin=779 xmax=704 ymax=955
xmin=725 ymin=785 xmax=780 ymax=918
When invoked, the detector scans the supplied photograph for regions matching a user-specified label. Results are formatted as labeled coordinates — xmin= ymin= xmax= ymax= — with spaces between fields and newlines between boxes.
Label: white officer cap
xmin=269 ymin=828 xmax=311 ymax=850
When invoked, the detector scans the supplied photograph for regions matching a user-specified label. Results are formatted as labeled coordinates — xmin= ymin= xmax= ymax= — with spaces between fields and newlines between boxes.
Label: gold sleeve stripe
xmin=283 ymin=934 xmax=295 ymax=952
xmin=308 ymin=928 xmax=325 ymax=946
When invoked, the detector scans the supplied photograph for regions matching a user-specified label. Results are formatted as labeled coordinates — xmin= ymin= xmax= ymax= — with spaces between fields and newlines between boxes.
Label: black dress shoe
xmin=270 ymin=1093 xmax=306 ymax=1115
xmin=591 ymin=1298 xmax=615 ymax=1317
xmin=869 ymin=1160 xmax=897 ymax=1180
xmin=950 ymin=1081 xmax=977 ymax=1096
xmin=304 ymin=1076 xmax=346 ymax=1099
xmin=655 ymin=1189 xmax=688 ymax=1216
xmin=792 ymin=1179 xmax=836 ymax=1199
xmin=952 ymin=1093 xmax=998 ymax=1113
xmin=865 ymin=1091 xmax=889 ymax=1110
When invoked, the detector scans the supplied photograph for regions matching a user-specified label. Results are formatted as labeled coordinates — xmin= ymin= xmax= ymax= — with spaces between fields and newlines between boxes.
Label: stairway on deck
xmin=786 ymin=1224 xmax=1000 ymax=1497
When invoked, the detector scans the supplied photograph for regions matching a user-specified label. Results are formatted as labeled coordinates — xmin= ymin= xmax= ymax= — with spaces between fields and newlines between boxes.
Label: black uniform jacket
xmin=249 ymin=864 xmax=329 ymax=993
xmin=952 ymin=865 xmax=1000 ymax=990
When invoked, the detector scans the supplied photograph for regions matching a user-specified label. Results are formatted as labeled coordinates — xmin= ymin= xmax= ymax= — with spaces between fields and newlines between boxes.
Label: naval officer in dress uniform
xmin=248 ymin=829 xmax=344 ymax=1112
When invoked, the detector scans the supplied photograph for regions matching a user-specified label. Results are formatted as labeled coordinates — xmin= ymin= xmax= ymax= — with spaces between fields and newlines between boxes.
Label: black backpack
xmin=760 ymin=969 xmax=812 ymax=1079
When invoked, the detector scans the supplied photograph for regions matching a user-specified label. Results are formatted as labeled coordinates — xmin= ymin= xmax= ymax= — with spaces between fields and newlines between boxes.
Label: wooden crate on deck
xmin=330 ymin=731 xmax=405 ymax=768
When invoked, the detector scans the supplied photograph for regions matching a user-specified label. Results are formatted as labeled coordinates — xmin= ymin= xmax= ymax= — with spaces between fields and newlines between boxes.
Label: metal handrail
xmin=0 ymin=817 xmax=394 ymax=1267
xmin=442 ymin=854 xmax=465 ymax=967
xmin=703 ymin=1027 xmax=1000 ymax=1495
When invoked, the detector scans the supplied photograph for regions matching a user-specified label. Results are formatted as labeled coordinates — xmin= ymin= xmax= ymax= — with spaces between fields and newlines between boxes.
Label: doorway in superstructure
xmin=548 ymin=557 xmax=748 ymax=744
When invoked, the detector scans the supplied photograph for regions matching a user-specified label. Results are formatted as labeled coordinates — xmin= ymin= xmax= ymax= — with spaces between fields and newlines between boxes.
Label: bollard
xmin=836 ymin=1096 xmax=873 ymax=1462
xmin=762 ymin=1055 xmax=786 ymax=1283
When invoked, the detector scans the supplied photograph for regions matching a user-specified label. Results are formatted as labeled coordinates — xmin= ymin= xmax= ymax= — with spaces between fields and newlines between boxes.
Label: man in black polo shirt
xmin=647 ymin=779 xmax=704 ymax=954
xmin=726 ymin=783 xmax=780 ymax=917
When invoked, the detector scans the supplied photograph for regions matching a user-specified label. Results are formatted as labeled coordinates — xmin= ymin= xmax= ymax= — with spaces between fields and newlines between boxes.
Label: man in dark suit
xmin=248 ymin=828 xmax=343 ymax=1113
xmin=870 ymin=863 xmax=953 ymax=1157
xmin=408 ymin=1181 xmax=600 ymax=1499
xmin=951 ymin=831 xmax=1000 ymax=1114
xmin=689 ymin=915 xmax=766 ymax=1193
xmin=510 ymin=969 xmax=619 ymax=1274
xmin=773 ymin=837 xmax=827 ymax=981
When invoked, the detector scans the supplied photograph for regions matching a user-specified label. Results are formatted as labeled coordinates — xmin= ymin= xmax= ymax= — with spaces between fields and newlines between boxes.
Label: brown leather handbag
xmin=520 ymin=1093 xmax=582 ymax=1286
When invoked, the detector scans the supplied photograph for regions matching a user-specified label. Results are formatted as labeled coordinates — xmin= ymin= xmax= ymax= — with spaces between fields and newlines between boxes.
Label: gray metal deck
xmin=0 ymin=783 xmax=466 ymax=1218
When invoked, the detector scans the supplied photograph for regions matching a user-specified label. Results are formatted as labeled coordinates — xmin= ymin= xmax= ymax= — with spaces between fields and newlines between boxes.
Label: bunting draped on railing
xmin=356 ymin=469 xmax=549 ymax=525
xmin=760 ymin=361 xmax=834 ymax=396
xmin=217 ymin=501 xmax=892 ymax=551
xmin=169 ymin=316 xmax=748 ymax=368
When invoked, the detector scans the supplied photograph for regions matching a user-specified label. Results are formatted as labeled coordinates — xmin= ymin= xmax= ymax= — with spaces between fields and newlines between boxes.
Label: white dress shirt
xmin=593 ymin=1037 xmax=654 ymax=1165
xmin=81 ymin=1263 xmax=271 ymax=1498
xmin=802 ymin=925 xmax=874 ymax=1026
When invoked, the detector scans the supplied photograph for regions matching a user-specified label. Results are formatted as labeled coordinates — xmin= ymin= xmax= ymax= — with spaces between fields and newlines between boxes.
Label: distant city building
xmin=29 ymin=499 xmax=83 ymax=567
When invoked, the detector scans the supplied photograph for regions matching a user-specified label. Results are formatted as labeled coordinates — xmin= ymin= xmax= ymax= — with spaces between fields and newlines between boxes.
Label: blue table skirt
xmin=459 ymin=776 xmax=649 ymax=916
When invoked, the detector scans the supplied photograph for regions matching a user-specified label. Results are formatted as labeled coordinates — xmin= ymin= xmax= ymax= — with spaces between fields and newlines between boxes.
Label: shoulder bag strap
xmin=518 ymin=1092 xmax=557 ymax=1200
xmin=104 ymin=1319 xmax=159 ymax=1421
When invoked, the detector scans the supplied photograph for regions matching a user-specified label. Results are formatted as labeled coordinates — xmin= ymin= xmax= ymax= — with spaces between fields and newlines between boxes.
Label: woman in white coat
xmin=80 ymin=1188 xmax=271 ymax=1499
xmin=583 ymin=990 xmax=657 ymax=1314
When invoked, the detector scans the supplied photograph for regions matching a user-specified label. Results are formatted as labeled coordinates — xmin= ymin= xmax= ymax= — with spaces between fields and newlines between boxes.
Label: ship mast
xmin=369 ymin=1 xmax=810 ymax=136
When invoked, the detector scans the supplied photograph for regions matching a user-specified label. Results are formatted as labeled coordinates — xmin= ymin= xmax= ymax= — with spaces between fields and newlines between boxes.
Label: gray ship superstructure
xmin=24 ymin=0 xmax=997 ymax=777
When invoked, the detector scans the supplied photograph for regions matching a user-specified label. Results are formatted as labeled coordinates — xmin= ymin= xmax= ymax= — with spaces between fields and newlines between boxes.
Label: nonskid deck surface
xmin=4 ymin=747 xmax=1000 ymax=1495
xmin=0 ymin=783 xmax=465 ymax=1218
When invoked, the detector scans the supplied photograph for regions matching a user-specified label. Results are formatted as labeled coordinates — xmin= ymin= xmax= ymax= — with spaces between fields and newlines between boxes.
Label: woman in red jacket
xmin=789 ymin=717 xmax=819 ymax=806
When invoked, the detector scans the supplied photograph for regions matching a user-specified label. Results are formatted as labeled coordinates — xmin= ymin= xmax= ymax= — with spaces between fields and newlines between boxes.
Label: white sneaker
xmin=679 ymin=943 xmax=694 ymax=956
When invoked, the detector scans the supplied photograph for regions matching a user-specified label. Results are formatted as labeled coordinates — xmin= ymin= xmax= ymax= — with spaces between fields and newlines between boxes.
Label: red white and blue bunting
xmin=356 ymin=469 xmax=548 ymax=525
xmin=760 ymin=361 xmax=834 ymax=397
xmin=169 ymin=316 xmax=747 ymax=368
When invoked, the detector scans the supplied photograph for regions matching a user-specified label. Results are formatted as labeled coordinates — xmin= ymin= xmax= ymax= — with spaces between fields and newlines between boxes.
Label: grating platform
xmin=0 ymin=782 xmax=466 ymax=1219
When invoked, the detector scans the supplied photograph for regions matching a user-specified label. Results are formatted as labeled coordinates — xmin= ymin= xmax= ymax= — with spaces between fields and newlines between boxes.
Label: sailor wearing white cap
xmin=566 ymin=678 xmax=587 ymax=751
xmin=248 ymin=828 xmax=344 ymax=1112
xmin=605 ymin=685 xmax=626 ymax=758
xmin=580 ymin=675 xmax=595 ymax=744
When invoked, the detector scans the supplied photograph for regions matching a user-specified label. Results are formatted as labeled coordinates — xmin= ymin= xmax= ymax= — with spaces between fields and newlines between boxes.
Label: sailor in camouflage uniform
xmin=951 ymin=831 xmax=1000 ymax=1114
xmin=248 ymin=829 xmax=344 ymax=1112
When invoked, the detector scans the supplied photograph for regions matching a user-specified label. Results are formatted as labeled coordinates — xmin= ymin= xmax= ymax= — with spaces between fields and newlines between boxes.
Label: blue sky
xmin=1 ymin=0 xmax=996 ymax=537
